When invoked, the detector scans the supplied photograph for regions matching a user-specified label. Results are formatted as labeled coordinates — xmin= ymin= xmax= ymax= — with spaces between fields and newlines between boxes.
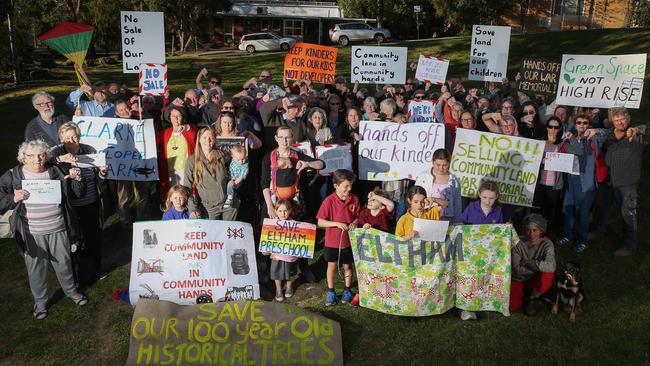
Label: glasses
xmin=405 ymin=82 xmax=413 ymax=85
xmin=260 ymin=74 xmax=270 ymax=79
xmin=500 ymin=123 xmax=515 ymax=129
xmin=547 ymin=125 xmax=561 ymax=130
xmin=330 ymin=102 xmax=340 ymax=106
xmin=414 ymin=95 xmax=425 ymax=100
xmin=209 ymin=80 xmax=220 ymax=85
xmin=523 ymin=110 xmax=536 ymax=115
xmin=461 ymin=118 xmax=474 ymax=122
xmin=35 ymin=102 xmax=53 ymax=107
xmin=395 ymin=92 xmax=404 ymax=96
xmin=575 ymin=120 xmax=590 ymax=125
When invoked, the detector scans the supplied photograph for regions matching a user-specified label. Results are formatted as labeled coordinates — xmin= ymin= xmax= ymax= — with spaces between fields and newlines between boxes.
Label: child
xmin=162 ymin=185 xmax=190 ymax=220
xmin=224 ymin=145 xmax=248 ymax=208
xmin=359 ymin=188 xmax=395 ymax=231
xmin=272 ymin=157 xmax=300 ymax=205
xmin=395 ymin=186 xmax=447 ymax=239
xmin=316 ymin=169 xmax=360 ymax=306
xmin=415 ymin=148 xmax=462 ymax=221
xmin=268 ymin=200 xmax=299 ymax=302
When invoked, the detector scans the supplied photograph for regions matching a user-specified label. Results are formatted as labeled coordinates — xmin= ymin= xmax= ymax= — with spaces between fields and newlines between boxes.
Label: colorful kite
xmin=38 ymin=22 xmax=95 ymax=86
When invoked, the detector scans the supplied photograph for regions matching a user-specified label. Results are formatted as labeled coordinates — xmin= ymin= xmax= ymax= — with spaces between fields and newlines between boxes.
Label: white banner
xmin=129 ymin=220 xmax=260 ymax=305
xmin=291 ymin=141 xmax=314 ymax=157
xmin=74 ymin=116 xmax=158 ymax=181
xmin=468 ymin=25 xmax=511 ymax=82
xmin=555 ymin=54 xmax=646 ymax=109
xmin=451 ymin=129 xmax=544 ymax=207
xmin=545 ymin=152 xmax=579 ymax=175
xmin=407 ymin=100 xmax=435 ymax=123
xmin=415 ymin=55 xmax=449 ymax=85
xmin=120 ymin=11 xmax=165 ymax=74
xmin=22 ymin=180 xmax=61 ymax=204
xmin=138 ymin=63 xmax=167 ymax=96
xmin=315 ymin=143 xmax=353 ymax=176
xmin=351 ymin=46 xmax=407 ymax=84
xmin=359 ymin=121 xmax=445 ymax=181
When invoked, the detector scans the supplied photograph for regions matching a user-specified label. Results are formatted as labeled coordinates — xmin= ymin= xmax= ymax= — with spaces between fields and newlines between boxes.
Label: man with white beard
xmin=25 ymin=92 xmax=70 ymax=147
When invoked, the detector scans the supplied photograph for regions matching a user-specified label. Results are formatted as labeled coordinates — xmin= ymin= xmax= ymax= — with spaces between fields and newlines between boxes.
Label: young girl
xmin=359 ymin=188 xmax=395 ymax=231
xmin=395 ymin=186 xmax=447 ymax=239
xmin=268 ymin=199 xmax=298 ymax=302
xmin=162 ymin=185 xmax=190 ymax=220
xmin=415 ymin=148 xmax=462 ymax=222
xmin=458 ymin=181 xmax=504 ymax=225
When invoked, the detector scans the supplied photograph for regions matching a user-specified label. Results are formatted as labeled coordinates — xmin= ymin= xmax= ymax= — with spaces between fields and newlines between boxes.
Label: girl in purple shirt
xmin=458 ymin=181 xmax=504 ymax=225
xmin=162 ymin=185 xmax=190 ymax=220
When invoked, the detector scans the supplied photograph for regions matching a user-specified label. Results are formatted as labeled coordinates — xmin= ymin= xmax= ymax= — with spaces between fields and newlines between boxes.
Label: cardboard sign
xmin=74 ymin=116 xmax=159 ymax=181
xmin=126 ymin=299 xmax=344 ymax=366
xmin=120 ymin=11 xmax=165 ymax=73
xmin=216 ymin=136 xmax=247 ymax=156
xmin=351 ymin=46 xmax=407 ymax=84
xmin=450 ymin=129 xmax=544 ymax=207
xmin=138 ymin=63 xmax=167 ymax=96
xmin=291 ymin=141 xmax=314 ymax=158
xmin=517 ymin=59 xmax=561 ymax=95
xmin=129 ymin=220 xmax=260 ymax=305
xmin=545 ymin=152 xmax=580 ymax=175
xmin=407 ymin=100 xmax=435 ymax=123
xmin=284 ymin=42 xmax=338 ymax=84
xmin=75 ymin=153 xmax=106 ymax=168
xmin=22 ymin=180 xmax=61 ymax=204
xmin=349 ymin=225 xmax=518 ymax=316
xmin=315 ymin=144 xmax=353 ymax=176
xmin=358 ymin=121 xmax=445 ymax=181
xmin=468 ymin=25 xmax=511 ymax=82
xmin=259 ymin=219 xmax=317 ymax=258
xmin=415 ymin=55 xmax=449 ymax=85
xmin=555 ymin=53 xmax=646 ymax=109
xmin=412 ymin=218 xmax=449 ymax=242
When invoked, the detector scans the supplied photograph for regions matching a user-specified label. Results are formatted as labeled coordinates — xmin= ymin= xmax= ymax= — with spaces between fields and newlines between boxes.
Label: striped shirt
xmin=71 ymin=167 xmax=97 ymax=207
xmin=22 ymin=168 xmax=64 ymax=235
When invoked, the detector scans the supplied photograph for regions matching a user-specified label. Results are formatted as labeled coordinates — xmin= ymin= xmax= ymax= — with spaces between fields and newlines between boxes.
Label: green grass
xmin=1 ymin=28 xmax=650 ymax=365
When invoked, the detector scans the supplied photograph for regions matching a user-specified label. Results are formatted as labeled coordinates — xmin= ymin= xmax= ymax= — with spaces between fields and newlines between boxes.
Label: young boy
xmin=316 ymin=169 xmax=360 ymax=306
xmin=359 ymin=188 xmax=395 ymax=231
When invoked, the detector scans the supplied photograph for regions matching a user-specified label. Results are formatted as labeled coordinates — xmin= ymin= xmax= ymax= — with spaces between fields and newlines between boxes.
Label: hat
xmin=334 ymin=75 xmax=347 ymax=84
xmin=267 ymin=85 xmax=286 ymax=100
xmin=523 ymin=213 xmax=547 ymax=233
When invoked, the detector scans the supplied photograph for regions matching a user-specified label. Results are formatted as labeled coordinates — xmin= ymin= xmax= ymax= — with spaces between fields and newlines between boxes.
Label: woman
xmin=482 ymin=112 xmax=520 ymax=136
xmin=0 ymin=140 xmax=88 ymax=319
xmin=159 ymin=106 xmax=197 ymax=197
xmin=361 ymin=96 xmax=377 ymax=120
xmin=183 ymin=127 xmax=237 ymax=220
xmin=394 ymin=86 xmax=408 ymax=115
xmin=518 ymin=101 xmax=545 ymax=140
xmin=415 ymin=149 xmax=462 ymax=222
xmin=326 ymin=94 xmax=344 ymax=137
xmin=533 ymin=117 xmax=564 ymax=232
xmin=214 ymin=111 xmax=263 ymax=150
xmin=459 ymin=111 xmax=477 ymax=130
xmin=306 ymin=107 xmax=333 ymax=147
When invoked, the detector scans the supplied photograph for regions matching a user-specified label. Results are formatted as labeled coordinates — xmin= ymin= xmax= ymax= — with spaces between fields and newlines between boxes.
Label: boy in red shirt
xmin=316 ymin=169 xmax=360 ymax=306
xmin=359 ymin=188 xmax=394 ymax=231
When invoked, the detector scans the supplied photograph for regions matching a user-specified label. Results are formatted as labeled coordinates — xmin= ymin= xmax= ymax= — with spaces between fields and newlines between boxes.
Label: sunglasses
xmin=405 ymin=82 xmax=413 ymax=85
xmin=414 ymin=95 xmax=425 ymax=100
xmin=209 ymin=80 xmax=220 ymax=85
xmin=260 ymin=75 xmax=270 ymax=78
xmin=395 ymin=92 xmax=405 ymax=96
xmin=523 ymin=110 xmax=535 ymax=115
xmin=330 ymin=102 xmax=341 ymax=106
xmin=576 ymin=120 xmax=590 ymax=125
xmin=546 ymin=125 xmax=561 ymax=130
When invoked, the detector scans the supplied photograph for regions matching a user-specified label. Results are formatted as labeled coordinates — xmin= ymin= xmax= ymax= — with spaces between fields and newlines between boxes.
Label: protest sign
xmin=216 ymin=136 xmax=247 ymax=156
xmin=126 ymin=299 xmax=344 ymax=366
xmin=358 ymin=121 xmax=445 ymax=181
xmin=555 ymin=53 xmax=646 ymax=109
xmin=284 ymin=42 xmax=338 ymax=84
xmin=469 ymin=25 xmax=511 ymax=82
xmin=407 ymin=100 xmax=435 ymax=123
xmin=259 ymin=219 xmax=317 ymax=258
xmin=22 ymin=180 xmax=61 ymax=204
xmin=545 ymin=152 xmax=579 ymax=175
xmin=414 ymin=55 xmax=449 ymax=85
xmin=315 ymin=144 xmax=353 ymax=176
xmin=75 ymin=153 xmax=106 ymax=168
xmin=349 ymin=225 xmax=518 ymax=316
xmin=351 ymin=46 xmax=407 ymax=84
xmin=412 ymin=218 xmax=449 ymax=242
xmin=120 ymin=11 xmax=165 ymax=73
xmin=129 ymin=220 xmax=260 ymax=305
xmin=517 ymin=59 xmax=561 ymax=95
xmin=451 ymin=129 xmax=544 ymax=206
xmin=291 ymin=141 xmax=314 ymax=158
xmin=74 ymin=116 xmax=158 ymax=181
xmin=138 ymin=63 xmax=167 ymax=96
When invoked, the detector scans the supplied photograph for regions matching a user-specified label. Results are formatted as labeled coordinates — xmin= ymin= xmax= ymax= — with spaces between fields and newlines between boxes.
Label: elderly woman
xmin=306 ymin=107 xmax=333 ymax=147
xmin=482 ymin=113 xmax=520 ymax=136
xmin=183 ymin=127 xmax=237 ymax=220
xmin=0 ymin=140 xmax=88 ymax=319
xmin=361 ymin=96 xmax=377 ymax=120
xmin=159 ymin=106 xmax=198 ymax=197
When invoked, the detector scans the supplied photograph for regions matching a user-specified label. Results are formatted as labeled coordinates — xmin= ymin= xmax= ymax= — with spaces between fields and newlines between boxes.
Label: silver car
xmin=238 ymin=32 xmax=297 ymax=54
xmin=329 ymin=22 xmax=391 ymax=46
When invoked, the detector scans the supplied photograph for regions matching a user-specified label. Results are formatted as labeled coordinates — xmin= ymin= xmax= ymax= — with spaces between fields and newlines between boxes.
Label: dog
xmin=552 ymin=262 xmax=585 ymax=321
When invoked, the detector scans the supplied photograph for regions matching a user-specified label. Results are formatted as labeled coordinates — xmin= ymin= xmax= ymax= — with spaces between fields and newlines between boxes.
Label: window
xmin=553 ymin=0 xmax=585 ymax=15
xmin=283 ymin=19 xmax=303 ymax=38
xmin=261 ymin=19 xmax=282 ymax=33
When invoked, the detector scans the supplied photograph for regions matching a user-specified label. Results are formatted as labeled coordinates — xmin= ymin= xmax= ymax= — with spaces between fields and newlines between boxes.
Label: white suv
xmin=329 ymin=23 xmax=391 ymax=46
xmin=238 ymin=32 xmax=297 ymax=54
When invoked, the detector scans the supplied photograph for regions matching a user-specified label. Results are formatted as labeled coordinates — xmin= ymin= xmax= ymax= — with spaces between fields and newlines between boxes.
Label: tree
xmin=431 ymin=0 xmax=516 ymax=34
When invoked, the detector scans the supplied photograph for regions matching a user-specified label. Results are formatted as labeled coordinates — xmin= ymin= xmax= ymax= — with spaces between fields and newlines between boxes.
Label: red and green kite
xmin=38 ymin=22 xmax=95 ymax=86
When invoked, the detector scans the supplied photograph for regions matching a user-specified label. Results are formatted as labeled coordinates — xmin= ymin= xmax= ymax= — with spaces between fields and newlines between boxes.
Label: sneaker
xmin=284 ymin=286 xmax=294 ymax=299
xmin=275 ymin=291 xmax=285 ymax=302
xmin=33 ymin=304 xmax=48 ymax=320
xmin=575 ymin=243 xmax=588 ymax=253
xmin=614 ymin=247 xmax=635 ymax=257
xmin=557 ymin=237 xmax=571 ymax=247
xmin=70 ymin=293 xmax=88 ymax=306
xmin=223 ymin=197 xmax=233 ymax=208
xmin=341 ymin=289 xmax=354 ymax=304
xmin=325 ymin=291 xmax=338 ymax=306
xmin=460 ymin=310 xmax=477 ymax=321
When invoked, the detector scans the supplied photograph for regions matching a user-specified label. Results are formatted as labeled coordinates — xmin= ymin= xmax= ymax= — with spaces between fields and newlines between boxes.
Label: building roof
xmin=221 ymin=0 xmax=343 ymax=18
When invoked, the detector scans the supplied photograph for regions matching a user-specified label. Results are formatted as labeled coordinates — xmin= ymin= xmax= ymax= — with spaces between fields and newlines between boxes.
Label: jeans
xmin=592 ymin=181 xmax=613 ymax=232
xmin=612 ymin=184 xmax=638 ymax=250
xmin=562 ymin=178 xmax=594 ymax=244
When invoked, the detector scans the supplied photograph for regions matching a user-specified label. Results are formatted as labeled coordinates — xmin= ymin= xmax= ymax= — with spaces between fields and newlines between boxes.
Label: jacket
xmin=183 ymin=150 xmax=234 ymax=215
xmin=24 ymin=114 xmax=70 ymax=147
xmin=260 ymin=99 xmax=308 ymax=151
xmin=511 ymin=238 xmax=556 ymax=282
xmin=158 ymin=125 xmax=198 ymax=197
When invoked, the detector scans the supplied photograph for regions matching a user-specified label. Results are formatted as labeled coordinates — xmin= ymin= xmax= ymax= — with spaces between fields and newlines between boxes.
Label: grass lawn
xmin=1 ymin=28 xmax=650 ymax=365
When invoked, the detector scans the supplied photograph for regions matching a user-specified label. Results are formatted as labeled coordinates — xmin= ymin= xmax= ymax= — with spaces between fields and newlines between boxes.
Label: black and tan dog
xmin=552 ymin=262 xmax=585 ymax=321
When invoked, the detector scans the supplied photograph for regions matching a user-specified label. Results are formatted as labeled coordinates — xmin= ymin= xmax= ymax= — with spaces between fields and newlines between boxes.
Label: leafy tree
xmin=431 ymin=0 xmax=515 ymax=34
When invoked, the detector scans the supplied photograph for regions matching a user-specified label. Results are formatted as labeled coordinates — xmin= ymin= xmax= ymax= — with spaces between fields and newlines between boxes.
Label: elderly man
xmin=260 ymin=94 xmax=308 ymax=151
xmin=25 ymin=92 xmax=70 ymax=146
xmin=66 ymin=81 xmax=115 ymax=117
xmin=163 ymin=88 xmax=203 ymax=124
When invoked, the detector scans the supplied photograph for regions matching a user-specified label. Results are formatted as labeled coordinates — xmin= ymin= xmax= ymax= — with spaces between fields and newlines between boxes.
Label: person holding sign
xmin=159 ymin=106 xmax=198 ymax=197
xmin=265 ymin=200 xmax=298 ymax=302
xmin=0 ymin=140 xmax=88 ymax=320
xmin=395 ymin=186 xmax=446 ymax=239
xmin=533 ymin=117 xmax=564 ymax=230
xmin=415 ymin=149 xmax=462 ymax=222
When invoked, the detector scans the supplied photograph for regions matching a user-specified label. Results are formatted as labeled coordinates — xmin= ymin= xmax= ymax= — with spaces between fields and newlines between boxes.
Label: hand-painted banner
xmin=259 ymin=218 xmax=316 ymax=258
xmin=351 ymin=46 xmax=407 ymax=84
xmin=451 ymin=129 xmax=544 ymax=207
xmin=415 ymin=55 xmax=449 ymax=85
xmin=120 ymin=11 xmax=165 ymax=73
xmin=291 ymin=141 xmax=314 ymax=158
xmin=315 ymin=143 xmax=353 ymax=176
xmin=126 ymin=299 xmax=343 ymax=366
xmin=407 ymin=100 xmax=435 ymax=123
xmin=284 ymin=42 xmax=338 ymax=84
xmin=129 ymin=220 xmax=260 ymax=305
xmin=555 ymin=53 xmax=646 ymax=109
xmin=469 ymin=25 xmax=511 ymax=82
xmin=74 ymin=116 xmax=158 ymax=181
xmin=138 ymin=63 xmax=167 ymax=96
xmin=517 ymin=59 xmax=561 ymax=95
xmin=358 ymin=121 xmax=445 ymax=181
xmin=349 ymin=225 xmax=518 ymax=316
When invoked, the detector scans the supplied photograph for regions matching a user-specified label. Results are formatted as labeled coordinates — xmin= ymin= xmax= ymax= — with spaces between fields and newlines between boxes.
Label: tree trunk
xmin=7 ymin=3 xmax=20 ymax=83
xmin=587 ymin=0 xmax=595 ymax=28
xmin=184 ymin=35 xmax=193 ymax=52
xmin=171 ymin=34 xmax=175 ymax=56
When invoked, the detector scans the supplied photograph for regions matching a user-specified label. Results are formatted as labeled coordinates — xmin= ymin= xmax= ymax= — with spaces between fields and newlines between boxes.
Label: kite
xmin=38 ymin=22 xmax=95 ymax=87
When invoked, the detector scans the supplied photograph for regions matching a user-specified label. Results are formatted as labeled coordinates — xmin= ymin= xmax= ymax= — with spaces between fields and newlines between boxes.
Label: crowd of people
xmin=2 ymin=64 xmax=646 ymax=321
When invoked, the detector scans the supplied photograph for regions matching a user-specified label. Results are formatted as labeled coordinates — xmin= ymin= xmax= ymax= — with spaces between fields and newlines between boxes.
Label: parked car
xmin=238 ymin=32 xmax=297 ymax=54
xmin=329 ymin=23 xmax=391 ymax=46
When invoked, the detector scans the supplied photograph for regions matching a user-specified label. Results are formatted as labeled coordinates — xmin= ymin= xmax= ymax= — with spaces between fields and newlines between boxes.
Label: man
xmin=25 ymin=92 xmax=70 ymax=146
xmin=201 ymin=87 xmax=224 ymax=126
xmin=66 ymin=82 xmax=115 ymax=117
xmin=163 ymin=88 xmax=203 ymax=124
xmin=260 ymin=94 xmax=308 ymax=151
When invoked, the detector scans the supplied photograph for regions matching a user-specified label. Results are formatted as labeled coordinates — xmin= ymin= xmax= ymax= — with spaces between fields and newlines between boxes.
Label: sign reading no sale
xmin=121 ymin=11 xmax=165 ymax=74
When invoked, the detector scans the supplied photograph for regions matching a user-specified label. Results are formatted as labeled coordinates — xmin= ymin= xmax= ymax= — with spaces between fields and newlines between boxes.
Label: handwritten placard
xmin=415 ymin=55 xmax=449 ymax=85
xmin=22 ymin=180 xmax=61 ymax=204
xmin=120 ymin=11 xmax=165 ymax=73
xmin=545 ymin=152 xmax=579 ymax=175
xmin=351 ymin=46 xmax=407 ymax=84
xmin=468 ymin=25 xmax=511 ymax=82
xmin=407 ymin=100 xmax=435 ymax=123
xmin=138 ymin=63 xmax=167 ymax=96
xmin=315 ymin=143 xmax=353 ymax=176
xmin=284 ymin=42 xmax=338 ymax=84
xmin=413 ymin=218 xmax=449 ymax=242
xmin=259 ymin=218 xmax=317 ymax=258
xmin=518 ymin=59 xmax=561 ymax=95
